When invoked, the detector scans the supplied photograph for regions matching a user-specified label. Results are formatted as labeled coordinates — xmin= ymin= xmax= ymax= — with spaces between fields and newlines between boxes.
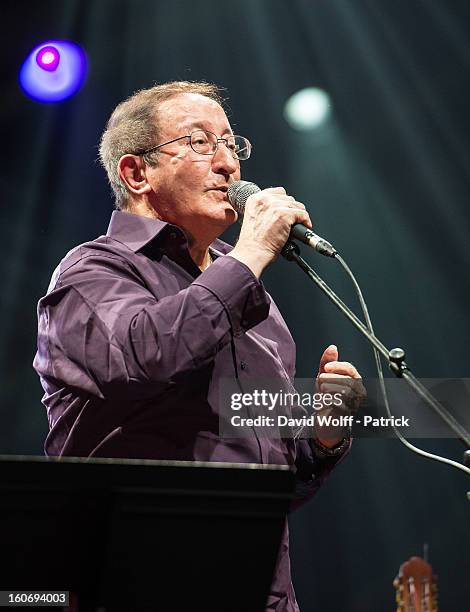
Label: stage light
xmin=19 ymin=40 xmax=87 ymax=103
xmin=284 ymin=87 xmax=331 ymax=131
xmin=36 ymin=46 xmax=60 ymax=72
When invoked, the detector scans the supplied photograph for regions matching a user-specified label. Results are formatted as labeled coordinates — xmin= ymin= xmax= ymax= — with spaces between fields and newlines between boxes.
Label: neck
xmin=125 ymin=199 xmax=160 ymax=219
xmin=189 ymin=242 xmax=212 ymax=271
xmin=183 ymin=224 xmax=219 ymax=271
xmin=127 ymin=197 xmax=217 ymax=270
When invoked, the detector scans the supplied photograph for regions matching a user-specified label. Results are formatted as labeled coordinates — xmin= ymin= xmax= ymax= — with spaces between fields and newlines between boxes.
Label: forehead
xmin=156 ymin=93 xmax=231 ymax=135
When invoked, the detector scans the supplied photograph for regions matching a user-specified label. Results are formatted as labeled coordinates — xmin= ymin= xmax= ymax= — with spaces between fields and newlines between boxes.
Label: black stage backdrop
xmin=1 ymin=1 xmax=469 ymax=609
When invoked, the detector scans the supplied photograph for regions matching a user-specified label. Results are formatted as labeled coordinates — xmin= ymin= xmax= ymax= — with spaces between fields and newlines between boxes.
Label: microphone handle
xmin=291 ymin=223 xmax=337 ymax=257
xmin=227 ymin=180 xmax=337 ymax=257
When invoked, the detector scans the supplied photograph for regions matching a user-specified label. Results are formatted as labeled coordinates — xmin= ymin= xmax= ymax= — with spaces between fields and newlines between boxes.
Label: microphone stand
xmin=281 ymin=241 xmax=470 ymax=453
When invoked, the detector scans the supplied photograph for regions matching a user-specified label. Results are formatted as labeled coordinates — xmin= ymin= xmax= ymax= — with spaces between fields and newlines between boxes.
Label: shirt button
xmin=241 ymin=319 xmax=248 ymax=327
xmin=240 ymin=361 xmax=247 ymax=370
xmin=169 ymin=232 xmax=177 ymax=240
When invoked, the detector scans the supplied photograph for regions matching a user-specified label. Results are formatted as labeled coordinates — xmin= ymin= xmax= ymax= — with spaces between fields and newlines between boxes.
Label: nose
xmin=211 ymin=142 xmax=239 ymax=177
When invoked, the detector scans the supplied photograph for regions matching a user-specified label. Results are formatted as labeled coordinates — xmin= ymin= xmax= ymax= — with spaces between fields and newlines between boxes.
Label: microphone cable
xmin=334 ymin=252 xmax=470 ymax=477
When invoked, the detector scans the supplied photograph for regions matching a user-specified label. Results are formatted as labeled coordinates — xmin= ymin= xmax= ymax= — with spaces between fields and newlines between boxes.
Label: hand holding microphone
xmin=228 ymin=180 xmax=336 ymax=278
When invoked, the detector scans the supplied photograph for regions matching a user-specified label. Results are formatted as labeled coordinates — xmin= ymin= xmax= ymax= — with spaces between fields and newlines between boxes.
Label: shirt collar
xmin=106 ymin=210 xmax=234 ymax=255
xmin=106 ymin=211 xmax=168 ymax=252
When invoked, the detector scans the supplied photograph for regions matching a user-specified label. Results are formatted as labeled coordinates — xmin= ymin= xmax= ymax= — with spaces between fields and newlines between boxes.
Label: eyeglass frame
xmin=133 ymin=129 xmax=252 ymax=161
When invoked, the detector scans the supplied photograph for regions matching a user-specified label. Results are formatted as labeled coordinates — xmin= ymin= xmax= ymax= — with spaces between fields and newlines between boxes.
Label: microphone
xmin=227 ymin=180 xmax=337 ymax=258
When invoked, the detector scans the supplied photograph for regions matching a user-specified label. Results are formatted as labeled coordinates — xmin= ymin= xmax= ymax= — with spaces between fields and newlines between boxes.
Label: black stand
xmin=282 ymin=241 xmax=470 ymax=452
xmin=0 ymin=455 xmax=294 ymax=611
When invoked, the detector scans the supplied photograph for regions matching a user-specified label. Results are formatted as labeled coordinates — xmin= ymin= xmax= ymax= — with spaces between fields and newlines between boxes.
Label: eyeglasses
xmin=135 ymin=129 xmax=252 ymax=161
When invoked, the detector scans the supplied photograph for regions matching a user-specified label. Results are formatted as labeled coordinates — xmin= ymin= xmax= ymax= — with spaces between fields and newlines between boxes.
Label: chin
xmin=219 ymin=204 xmax=238 ymax=225
xmin=202 ymin=211 xmax=235 ymax=238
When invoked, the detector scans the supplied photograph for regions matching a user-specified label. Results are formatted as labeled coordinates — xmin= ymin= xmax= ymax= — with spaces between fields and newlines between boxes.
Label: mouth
xmin=207 ymin=186 xmax=229 ymax=201
xmin=208 ymin=186 xmax=228 ymax=193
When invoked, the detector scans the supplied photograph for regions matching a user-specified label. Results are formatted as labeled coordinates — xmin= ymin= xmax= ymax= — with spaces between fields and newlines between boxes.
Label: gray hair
xmin=98 ymin=81 xmax=225 ymax=210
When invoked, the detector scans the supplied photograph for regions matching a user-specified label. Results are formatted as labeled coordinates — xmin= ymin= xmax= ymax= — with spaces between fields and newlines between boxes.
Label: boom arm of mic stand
xmin=281 ymin=241 xmax=470 ymax=448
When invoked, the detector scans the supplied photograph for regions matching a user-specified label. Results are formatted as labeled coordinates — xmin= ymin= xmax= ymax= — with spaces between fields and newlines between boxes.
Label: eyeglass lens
xmin=190 ymin=130 xmax=250 ymax=160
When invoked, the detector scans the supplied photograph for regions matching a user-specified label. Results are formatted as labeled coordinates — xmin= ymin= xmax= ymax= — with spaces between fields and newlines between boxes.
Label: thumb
xmin=318 ymin=344 xmax=339 ymax=375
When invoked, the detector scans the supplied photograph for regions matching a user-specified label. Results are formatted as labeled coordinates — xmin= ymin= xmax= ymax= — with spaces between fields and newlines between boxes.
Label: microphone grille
xmin=227 ymin=180 xmax=260 ymax=214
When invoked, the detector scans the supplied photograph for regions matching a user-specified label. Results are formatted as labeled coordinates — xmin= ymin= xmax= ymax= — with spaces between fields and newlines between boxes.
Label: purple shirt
xmin=34 ymin=211 xmax=348 ymax=611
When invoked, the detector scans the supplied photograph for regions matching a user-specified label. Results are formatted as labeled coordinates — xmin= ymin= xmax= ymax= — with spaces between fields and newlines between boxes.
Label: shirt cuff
xmin=192 ymin=255 xmax=270 ymax=335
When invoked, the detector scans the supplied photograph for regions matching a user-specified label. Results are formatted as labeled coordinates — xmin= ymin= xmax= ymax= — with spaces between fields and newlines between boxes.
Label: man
xmin=34 ymin=81 xmax=362 ymax=611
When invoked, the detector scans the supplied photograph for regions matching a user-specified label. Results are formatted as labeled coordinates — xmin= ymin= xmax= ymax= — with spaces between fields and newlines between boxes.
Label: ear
xmin=118 ymin=154 xmax=152 ymax=196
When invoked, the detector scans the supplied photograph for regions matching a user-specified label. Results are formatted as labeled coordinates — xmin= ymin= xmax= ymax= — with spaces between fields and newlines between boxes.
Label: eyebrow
xmin=185 ymin=121 xmax=233 ymax=136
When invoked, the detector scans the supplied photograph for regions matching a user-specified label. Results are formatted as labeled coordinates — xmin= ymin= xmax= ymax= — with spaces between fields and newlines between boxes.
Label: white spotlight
xmin=284 ymin=87 xmax=331 ymax=131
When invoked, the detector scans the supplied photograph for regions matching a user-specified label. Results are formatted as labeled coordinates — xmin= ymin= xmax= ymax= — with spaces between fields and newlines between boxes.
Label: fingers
xmin=231 ymin=186 xmax=313 ymax=273
xmin=318 ymin=345 xmax=338 ymax=375
xmin=246 ymin=188 xmax=311 ymax=226
xmin=318 ymin=363 xmax=364 ymax=395
xmin=318 ymin=372 xmax=356 ymax=390
xmin=318 ymin=375 xmax=362 ymax=393
xmin=316 ymin=354 xmax=366 ymax=412
xmin=264 ymin=186 xmax=287 ymax=195
xmin=323 ymin=361 xmax=361 ymax=378
xmin=268 ymin=205 xmax=312 ymax=229
xmin=318 ymin=380 xmax=366 ymax=415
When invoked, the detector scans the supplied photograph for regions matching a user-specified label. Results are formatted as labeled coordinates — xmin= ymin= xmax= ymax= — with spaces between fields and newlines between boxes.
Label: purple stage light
xmin=19 ymin=40 xmax=87 ymax=103
xmin=36 ymin=46 xmax=60 ymax=71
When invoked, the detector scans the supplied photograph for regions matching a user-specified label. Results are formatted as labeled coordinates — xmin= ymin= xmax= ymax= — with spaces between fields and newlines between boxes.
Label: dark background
xmin=1 ymin=1 xmax=469 ymax=609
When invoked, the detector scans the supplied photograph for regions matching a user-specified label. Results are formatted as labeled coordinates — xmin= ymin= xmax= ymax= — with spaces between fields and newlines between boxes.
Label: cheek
xmin=232 ymin=161 xmax=241 ymax=181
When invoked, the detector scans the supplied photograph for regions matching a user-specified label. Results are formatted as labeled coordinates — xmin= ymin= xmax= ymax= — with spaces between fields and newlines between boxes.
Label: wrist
xmin=229 ymin=245 xmax=272 ymax=278
xmin=315 ymin=435 xmax=344 ymax=448
xmin=311 ymin=436 xmax=350 ymax=458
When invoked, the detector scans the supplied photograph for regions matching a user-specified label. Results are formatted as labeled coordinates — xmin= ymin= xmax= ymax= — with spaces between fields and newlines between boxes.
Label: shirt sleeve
xmin=290 ymin=436 xmax=352 ymax=511
xmin=280 ymin=369 xmax=352 ymax=511
xmin=34 ymin=248 xmax=270 ymax=400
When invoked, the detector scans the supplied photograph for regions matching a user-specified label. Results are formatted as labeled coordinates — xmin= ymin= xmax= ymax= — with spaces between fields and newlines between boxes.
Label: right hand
xmin=229 ymin=187 xmax=312 ymax=277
